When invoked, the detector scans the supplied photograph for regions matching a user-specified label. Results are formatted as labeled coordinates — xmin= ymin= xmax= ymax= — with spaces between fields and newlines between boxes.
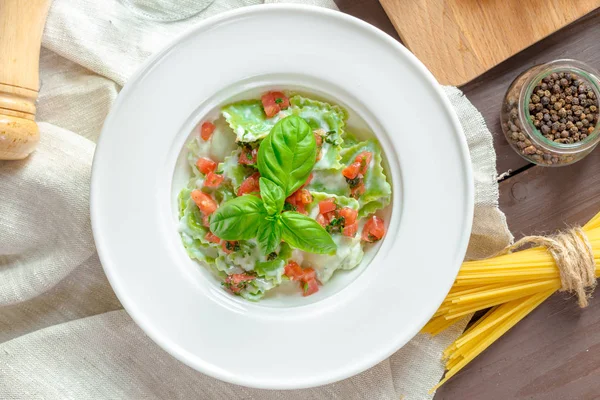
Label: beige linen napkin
xmin=0 ymin=1 xmax=512 ymax=398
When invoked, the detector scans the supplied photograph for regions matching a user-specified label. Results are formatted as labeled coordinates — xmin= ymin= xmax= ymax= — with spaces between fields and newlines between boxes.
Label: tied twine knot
xmin=507 ymin=227 xmax=597 ymax=308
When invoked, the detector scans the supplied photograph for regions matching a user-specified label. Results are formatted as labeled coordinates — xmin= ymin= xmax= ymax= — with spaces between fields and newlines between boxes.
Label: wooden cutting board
xmin=379 ymin=0 xmax=600 ymax=86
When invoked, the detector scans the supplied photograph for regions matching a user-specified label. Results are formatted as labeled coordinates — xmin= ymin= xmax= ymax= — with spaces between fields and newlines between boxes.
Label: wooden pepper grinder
xmin=0 ymin=0 xmax=52 ymax=160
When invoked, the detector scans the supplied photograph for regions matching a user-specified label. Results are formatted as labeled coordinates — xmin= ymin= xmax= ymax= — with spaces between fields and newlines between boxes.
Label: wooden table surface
xmin=334 ymin=1 xmax=600 ymax=398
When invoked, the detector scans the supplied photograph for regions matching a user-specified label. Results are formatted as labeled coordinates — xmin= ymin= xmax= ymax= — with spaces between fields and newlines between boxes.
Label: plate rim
xmin=91 ymin=3 xmax=474 ymax=389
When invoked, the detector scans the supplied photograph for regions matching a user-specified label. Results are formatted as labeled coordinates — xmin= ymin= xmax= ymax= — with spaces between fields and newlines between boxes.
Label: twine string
xmin=506 ymin=227 xmax=596 ymax=308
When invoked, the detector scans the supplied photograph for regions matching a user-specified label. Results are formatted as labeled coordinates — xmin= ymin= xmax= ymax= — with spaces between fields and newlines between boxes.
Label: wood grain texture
xmin=0 ymin=0 xmax=52 ymax=160
xmin=434 ymin=152 xmax=600 ymax=399
xmin=333 ymin=1 xmax=600 ymax=398
xmin=0 ymin=0 xmax=51 ymax=91
xmin=461 ymin=8 xmax=600 ymax=174
xmin=379 ymin=0 xmax=600 ymax=86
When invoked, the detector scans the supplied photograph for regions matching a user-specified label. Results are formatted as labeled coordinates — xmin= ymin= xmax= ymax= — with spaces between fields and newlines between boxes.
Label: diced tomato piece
xmin=237 ymin=172 xmax=261 ymax=196
xmin=296 ymin=202 xmax=307 ymax=215
xmin=342 ymin=162 xmax=362 ymax=179
xmin=263 ymin=104 xmax=279 ymax=118
xmin=319 ymin=198 xmax=337 ymax=214
xmin=205 ymin=231 xmax=221 ymax=244
xmin=227 ymin=273 xmax=255 ymax=285
xmin=284 ymin=260 xmax=304 ymax=281
xmin=239 ymin=148 xmax=258 ymax=165
xmin=302 ymin=267 xmax=317 ymax=282
xmin=316 ymin=213 xmax=327 ymax=227
xmin=263 ymin=91 xmax=289 ymax=109
xmin=272 ymin=92 xmax=290 ymax=109
xmin=342 ymin=222 xmax=358 ymax=237
xmin=201 ymin=122 xmax=215 ymax=141
xmin=355 ymin=151 xmax=373 ymax=175
xmin=196 ymin=157 xmax=217 ymax=175
xmin=362 ymin=216 xmax=386 ymax=242
xmin=204 ymin=171 xmax=224 ymax=188
xmin=285 ymin=194 xmax=297 ymax=207
xmin=202 ymin=214 xmax=211 ymax=228
xmin=224 ymin=273 xmax=255 ymax=294
xmin=297 ymin=189 xmax=312 ymax=205
xmin=350 ymin=183 xmax=366 ymax=199
xmin=261 ymin=91 xmax=289 ymax=118
xmin=221 ymin=241 xmax=240 ymax=254
xmin=323 ymin=210 xmax=337 ymax=224
xmin=302 ymin=278 xmax=319 ymax=296
xmin=339 ymin=207 xmax=358 ymax=226
xmin=314 ymin=132 xmax=323 ymax=147
xmin=191 ymin=190 xmax=218 ymax=215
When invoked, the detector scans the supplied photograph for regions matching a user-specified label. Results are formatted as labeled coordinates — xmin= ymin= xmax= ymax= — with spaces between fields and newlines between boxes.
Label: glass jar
xmin=501 ymin=60 xmax=600 ymax=166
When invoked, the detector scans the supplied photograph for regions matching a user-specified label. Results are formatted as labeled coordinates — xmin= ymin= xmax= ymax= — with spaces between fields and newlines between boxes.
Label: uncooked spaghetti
xmin=424 ymin=210 xmax=600 ymax=390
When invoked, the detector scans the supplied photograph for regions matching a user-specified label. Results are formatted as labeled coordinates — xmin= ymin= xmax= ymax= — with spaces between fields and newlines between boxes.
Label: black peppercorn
xmin=509 ymin=69 xmax=599 ymax=166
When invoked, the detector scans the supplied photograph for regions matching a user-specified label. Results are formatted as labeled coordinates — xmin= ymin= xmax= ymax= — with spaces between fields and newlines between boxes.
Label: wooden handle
xmin=0 ymin=0 xmax=52 ymax=160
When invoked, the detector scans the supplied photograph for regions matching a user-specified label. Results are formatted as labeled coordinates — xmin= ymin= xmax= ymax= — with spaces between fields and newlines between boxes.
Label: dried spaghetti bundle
xmin=424 ymin=210 xmax=600 ymax=390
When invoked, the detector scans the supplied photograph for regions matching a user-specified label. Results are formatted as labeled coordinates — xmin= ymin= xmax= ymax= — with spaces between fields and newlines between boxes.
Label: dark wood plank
xmin=460 ymin=8 xmax=600 ymax=175
xmin=435 ymin=292 xmax=600 ymax=400
xmin=435 ymin=150 xmax=600 ymax=399
xmin=499 ymin=151 xmax=600 ymax=239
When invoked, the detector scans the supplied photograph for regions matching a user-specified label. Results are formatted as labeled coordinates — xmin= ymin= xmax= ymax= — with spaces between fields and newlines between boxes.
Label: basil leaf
xmin=278 ymin=212 xmax=336 ymax=254
xmin=257 ymin=220 xmax=282 ymax=255
xmin=257 ymin=115 xmax=317 ymax=196
xmin=209 ymin=195 xmax=266 ymax=240
xmin=259 ymin=177 xmax=285 ymax=216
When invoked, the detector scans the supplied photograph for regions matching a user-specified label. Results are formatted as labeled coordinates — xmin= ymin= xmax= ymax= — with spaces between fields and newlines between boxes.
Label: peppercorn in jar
xmin=501 ymin=60 xmax=600 ymax=166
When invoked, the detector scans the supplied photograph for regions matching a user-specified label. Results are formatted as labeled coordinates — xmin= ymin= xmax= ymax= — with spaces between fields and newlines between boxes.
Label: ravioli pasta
xmin=178 ymin=91 xmax=391 ymax=300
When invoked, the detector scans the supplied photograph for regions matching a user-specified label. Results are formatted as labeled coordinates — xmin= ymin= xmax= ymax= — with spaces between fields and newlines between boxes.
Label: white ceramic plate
xmin=91 ymin=5 xmax=473 ymax=390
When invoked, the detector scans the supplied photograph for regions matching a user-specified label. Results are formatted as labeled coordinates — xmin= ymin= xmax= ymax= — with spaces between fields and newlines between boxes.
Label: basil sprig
xmin=209 ymin=115 xmax=336 ymax=255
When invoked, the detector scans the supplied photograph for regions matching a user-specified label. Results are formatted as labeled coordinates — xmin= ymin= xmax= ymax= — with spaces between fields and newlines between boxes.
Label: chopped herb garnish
xmin=326 ymin=216 xmax=345 ymax=233
xmin=275 ymin=98 xmax=283 ymax=104
xmin=303 ymin=282 xmax=309 ymax=294
xmin=225 ymin=241 xmax=241 ymax=252
xmin=346 ymin=176 xmax=362 ymax=188
xmin=283 ymin=202 xmax=297 ymax=212
xmin=324 ymin=131 xmax=338 ymax=144
xmin=267 ymin=252 xmax=278 ymax=261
